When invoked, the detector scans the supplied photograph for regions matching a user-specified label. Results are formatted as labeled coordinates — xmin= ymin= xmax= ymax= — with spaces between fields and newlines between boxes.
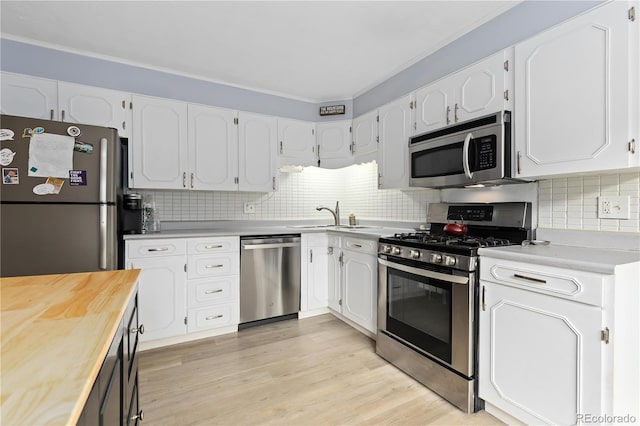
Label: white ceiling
xmin=0 ymin=1 xmax=520 ymax=102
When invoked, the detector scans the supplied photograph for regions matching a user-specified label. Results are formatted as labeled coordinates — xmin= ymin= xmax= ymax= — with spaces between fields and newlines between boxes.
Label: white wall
xmin=139 ymin=166 xmax=640 ymax=234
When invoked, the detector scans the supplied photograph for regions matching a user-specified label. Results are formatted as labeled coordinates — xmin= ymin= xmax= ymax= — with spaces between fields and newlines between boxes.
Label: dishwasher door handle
xmin=242 ymin=242 xmax=300 ymax=250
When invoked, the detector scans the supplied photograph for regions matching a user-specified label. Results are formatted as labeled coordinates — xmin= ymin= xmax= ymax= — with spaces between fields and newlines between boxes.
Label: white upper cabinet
xmin=58 ymin=82 xmax=132 ymax=138
xmin=378 ymin=94 xmax=413 ymax=189
xmin=415 ymin=49 xmax=513 ymax=135
xmin=238 ymin=111 xmax=277 ymax=192
xmin=1 ymin=72 xmax=58 ymax=120
xmin=131 ymin=95 xmax=188 ymax=190
xmin=187 ymin=104 xmax=238 ymax=191
xmin=351 ymin=109 xmax=378 ymax=163
xmin=277 ymin=118 xmax=316 ymax=167
xmin=316 ymin=120 xmax=353 ymax=169
xmin=514 ymin=1 xmax=638 ymax=178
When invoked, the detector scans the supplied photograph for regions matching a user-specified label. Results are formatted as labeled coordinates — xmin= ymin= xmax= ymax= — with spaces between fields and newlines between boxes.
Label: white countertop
xmin=123 ymin=224 xmax=415 ymax=240
xmin=478 ymin=244 xmax=640 ymax=274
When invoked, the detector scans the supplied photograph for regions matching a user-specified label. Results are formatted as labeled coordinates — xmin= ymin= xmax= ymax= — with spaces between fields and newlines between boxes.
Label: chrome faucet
xmin=316 ymin=201 xmax=340 ymax=225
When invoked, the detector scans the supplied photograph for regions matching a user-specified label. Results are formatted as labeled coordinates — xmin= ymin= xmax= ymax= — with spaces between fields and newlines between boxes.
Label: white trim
xmin=298 ymin=307 xmax=331 ymax=319
xmin=139 ymin=325 xmax=238 ymax=351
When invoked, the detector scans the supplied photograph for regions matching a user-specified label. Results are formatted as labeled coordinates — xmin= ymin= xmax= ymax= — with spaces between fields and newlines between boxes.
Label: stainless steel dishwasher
xmin=240 ymin=235 xmax=301 ymax=325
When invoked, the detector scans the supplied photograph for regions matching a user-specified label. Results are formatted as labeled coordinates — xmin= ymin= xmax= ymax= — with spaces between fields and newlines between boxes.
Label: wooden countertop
xmin=1 ymin=269 xmax=140 ymax=425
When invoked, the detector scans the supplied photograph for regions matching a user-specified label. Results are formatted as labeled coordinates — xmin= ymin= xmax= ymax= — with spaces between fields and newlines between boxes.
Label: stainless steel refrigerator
xmin=1 ymin=114 xmax=122 ymax=277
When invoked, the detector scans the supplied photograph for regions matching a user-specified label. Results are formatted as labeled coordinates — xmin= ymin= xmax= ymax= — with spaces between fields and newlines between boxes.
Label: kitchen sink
xmin=287 ymin=224 xmax=378 ymax=230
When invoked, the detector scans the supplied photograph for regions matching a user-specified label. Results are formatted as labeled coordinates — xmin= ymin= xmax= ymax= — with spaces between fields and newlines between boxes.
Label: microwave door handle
xmin=463 ymin=132 xmax=473 ymax=179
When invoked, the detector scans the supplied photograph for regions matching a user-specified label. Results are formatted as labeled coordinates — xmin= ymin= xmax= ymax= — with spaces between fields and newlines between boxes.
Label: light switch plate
xmin=598 ymin=196 xmax=630 ymax=219
xmin=244 ymin=203 xmax=255 ymax=214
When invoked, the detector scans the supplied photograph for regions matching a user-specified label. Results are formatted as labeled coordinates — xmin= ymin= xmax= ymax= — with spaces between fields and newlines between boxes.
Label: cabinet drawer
xmin=187 ymin=253 xmax=239 ymax=279
xmin=187 ymin=303 xmax=239 ymax=333
xmin=187 ymin=276 xmax=239 ymax=308
xmin=342 ymin=236 xmax=377 ymax=254
xmin=187 ymin=236 xmax=239 ymax=254
xmin=126 ymin=239 xmax=186 ymax=259
xmin=480 ymin=257 xmax=610 ymax=307
xmin=304 ymin=233 xmax=329 ymax=246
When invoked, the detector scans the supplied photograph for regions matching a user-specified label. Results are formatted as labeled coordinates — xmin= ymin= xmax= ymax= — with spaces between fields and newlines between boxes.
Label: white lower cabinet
xmin=479 ymin=255 xmax=639 ymax=425
xmin=327 ymin=235 xmax=342 ymax=312
xmin=301 ymin=234 xmax=330 ymax=314
xmin=341 ymin=247 xmax=377 ymax=334
xmin=330 ymin=235 xmax=378 ymax=335
xmin=127 ymin=247 xmax=187 ymax=342
xmin=126 ymin=236 xmax=239 ymax=348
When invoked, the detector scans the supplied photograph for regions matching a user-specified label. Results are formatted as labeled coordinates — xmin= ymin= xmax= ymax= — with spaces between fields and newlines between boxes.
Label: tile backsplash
xmin=138 ymin=162 xmax=440 ymax=223
xmin=137 ymin=164 xmax=640 ymax=233
xmin=538 ymin=172 xmax=640 ymax=232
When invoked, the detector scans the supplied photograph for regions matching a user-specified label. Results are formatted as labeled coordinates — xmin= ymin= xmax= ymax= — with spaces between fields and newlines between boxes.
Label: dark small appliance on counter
xmin=122 ymin=193 xmax=143 ymax=234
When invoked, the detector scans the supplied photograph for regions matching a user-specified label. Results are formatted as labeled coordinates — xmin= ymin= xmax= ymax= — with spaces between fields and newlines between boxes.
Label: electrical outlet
xmin=244 ymin=203 xmax=255 ymax=214
xmin=598 ymin=196 xmax=630 ymax=219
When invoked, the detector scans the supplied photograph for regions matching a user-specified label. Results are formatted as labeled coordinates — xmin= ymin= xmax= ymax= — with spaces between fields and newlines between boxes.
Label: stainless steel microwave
xmin=409 ymin=111 xmax=524 ymax=188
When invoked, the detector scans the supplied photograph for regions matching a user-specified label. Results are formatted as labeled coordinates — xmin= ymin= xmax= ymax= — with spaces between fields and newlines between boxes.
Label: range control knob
xmin=392 ymin=247 xmax=402 ymax=255
xmin=444 ymin=256 xmax=457 ymax=266
xmin=382 ymin=245 xmax=392 ymax=254
xmin=430 ymin=253 xmax=443 ymax=264
xmin=410 ymin=250 xmax=421 ymax=259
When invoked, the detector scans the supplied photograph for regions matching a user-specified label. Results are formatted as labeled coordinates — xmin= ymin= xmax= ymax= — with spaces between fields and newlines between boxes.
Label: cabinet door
xmin=130 ymin=256 xmax=186 ymax=341
xmin=342 ymin=249 xmax=377 ymax=334
xmin=514 ymin=1 xmax=633 ymax=178
xmin=131 ymin=95 xmax=188 ymax=189
xmin=58 ymin=82 xmax=131 ymax=137
xmin=378 ymin=94 xmax=413 ymax=189
xmin=479 ymin=281 xmax=604 ymax=425
xmin=352 ymin=109 xmax=378 ymax=163
xmin=451 ymin=49 xmax=510 ymax=124
xmin=415 ymin=81 xmax=451 ymax=134
xmin=238 ymin=111 xmax=277 ymax=192
xmin=0 ymin=72 xmax=58 ymax=120
xmin=302 ymin=235 xmax=329 ymax=312
xmin=277 ymin=118 xmax=316 ymax=167
xmin=187 ymin=104 xmax=238 ymax=190
xmin=316 ymin=121 xmax=353 ymax=169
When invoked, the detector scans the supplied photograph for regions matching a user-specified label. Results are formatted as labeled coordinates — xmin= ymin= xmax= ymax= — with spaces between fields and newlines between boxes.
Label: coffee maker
xmin=122 ymin=193 xmax=143 ymax=234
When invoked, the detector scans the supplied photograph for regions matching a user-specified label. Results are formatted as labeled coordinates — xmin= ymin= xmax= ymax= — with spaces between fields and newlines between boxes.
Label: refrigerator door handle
xmin=99 ymin=204 xmax=108 ymax=270
xmin=99 ymin=138 xmax=108 ymax=203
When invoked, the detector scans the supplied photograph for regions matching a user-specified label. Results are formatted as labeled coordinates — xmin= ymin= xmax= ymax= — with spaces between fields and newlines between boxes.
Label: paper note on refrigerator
xmin=28 ymin=133 xmax=74 ymax=178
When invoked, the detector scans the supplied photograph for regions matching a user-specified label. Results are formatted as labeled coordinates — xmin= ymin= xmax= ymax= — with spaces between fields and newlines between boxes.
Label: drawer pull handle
xmin=352 ymin=243 xmax=362 ymax=248
xmin=204 ymin=289 xmax=223 ymax=294
xmin=205 ymin=264 xmax=224 ymax=269
xmin=206 ymin=314 xmax=223 ymax=320
xmin=130 ymin=324 xmax=145 ymax=335
xmin=204 ymin=244 xmax=223 ymax=249
xmin=513 ymin=274 xmax=547 ymax=284
xmin=147 ymin=247 xmax=169 ymax=252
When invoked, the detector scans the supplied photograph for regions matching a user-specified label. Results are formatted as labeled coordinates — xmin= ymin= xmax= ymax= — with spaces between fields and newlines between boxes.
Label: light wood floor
xmin=139 ymin=314 xmax=503 ymax=426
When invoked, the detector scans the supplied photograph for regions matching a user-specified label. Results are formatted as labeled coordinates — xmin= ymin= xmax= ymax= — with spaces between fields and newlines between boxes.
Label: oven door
xmin=378 ymin=255 xmax=474 ymax=377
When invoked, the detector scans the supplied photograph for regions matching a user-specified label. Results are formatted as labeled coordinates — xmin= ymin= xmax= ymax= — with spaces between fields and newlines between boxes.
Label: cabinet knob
xmin=130 ymin=410 xmax=144 ymax=421
xmin=131 ymin=324 xmax=145 ymax=335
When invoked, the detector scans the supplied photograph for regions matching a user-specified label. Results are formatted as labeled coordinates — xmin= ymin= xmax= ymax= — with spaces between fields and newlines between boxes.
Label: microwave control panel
xmin=475 ymin=135 xmax=497 ymax=170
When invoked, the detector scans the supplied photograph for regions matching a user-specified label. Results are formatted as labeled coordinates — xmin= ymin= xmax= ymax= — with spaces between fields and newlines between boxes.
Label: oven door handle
xmin=462 ymin=132 xmax=473 ymax=179
xmin=378 ymin=258 xmax=469 ymax=285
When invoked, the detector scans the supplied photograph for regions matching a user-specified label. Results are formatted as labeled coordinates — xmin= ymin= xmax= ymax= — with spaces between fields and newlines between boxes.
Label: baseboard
xmin=298 ymin=307 xmax=331 ymax=319
xmin=484 ymin=402 xmax=526 ymax=425
xmin=329 ymin=309 xmax=376 ymax=340
xmin=139 ymin=325 xmax=238 ymax=351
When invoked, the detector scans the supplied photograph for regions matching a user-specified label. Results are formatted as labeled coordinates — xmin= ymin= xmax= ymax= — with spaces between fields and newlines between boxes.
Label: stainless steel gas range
xmin=376 ymin=202 xmax=532 ymax=413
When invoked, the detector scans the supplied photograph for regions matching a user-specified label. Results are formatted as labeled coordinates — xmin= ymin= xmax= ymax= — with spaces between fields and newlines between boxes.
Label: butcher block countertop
xmin=0 ymin=269 xmax=140 ymax=425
